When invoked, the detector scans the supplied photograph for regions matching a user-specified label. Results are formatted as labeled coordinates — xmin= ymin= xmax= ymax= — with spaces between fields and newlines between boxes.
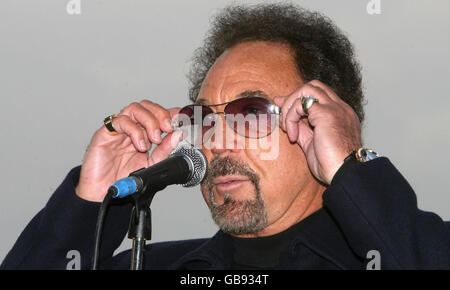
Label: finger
xmin=285 ymin=97 xmax=325 ymax=141
xmin=273 ymin=96 xmax=286 ymax=107
xmin=139 ymin=100 xmax=175 ymax=133
xmin=168 ymin=107 xmax=181 ymax=118
xmin=111 ymin=115 xmax=150 ymax=152
xmin=272 ymin=96 xmax=288 ymax=127
xmin=284 ymin=98 xmax=304 ymax=142
xmin=149 ymin=130 xmax=183 ymax=165
xmin=280 ymin=93 xmax=301 ymax=132
xmin=308 ymin=80 xmax=360 ymax=122
xmin=296 ymin=119 xmax=313 ymax=150
xmin=168 ymin=107 xmax=181 ymax=129
xmin=121 ymin=102 xmax=163 ymax=144
xmin=308 ymin=80 xmax=342 ymax=104
xmin=281 ymin=84 xmax=331 ymax=131
xmin=282 ymin=99 xmax=314 ymax=160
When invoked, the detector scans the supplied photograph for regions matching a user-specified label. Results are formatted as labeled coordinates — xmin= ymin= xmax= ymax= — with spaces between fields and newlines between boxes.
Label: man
xmin=2 ymin=3 xmax=449 ymax=270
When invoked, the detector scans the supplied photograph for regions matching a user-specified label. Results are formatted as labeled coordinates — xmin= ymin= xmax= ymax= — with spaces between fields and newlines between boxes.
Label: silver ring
xmin=301 ymin=96 xmax=318 ymax=115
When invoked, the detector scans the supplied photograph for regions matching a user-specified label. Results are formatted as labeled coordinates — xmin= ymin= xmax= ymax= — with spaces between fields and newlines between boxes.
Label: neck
xmin=233 ymin=180 xmax=325 ymax=238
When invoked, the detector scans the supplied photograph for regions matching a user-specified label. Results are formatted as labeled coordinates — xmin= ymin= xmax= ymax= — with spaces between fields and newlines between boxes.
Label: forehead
xmin=196 ymin=41 xmax=303 ymax=105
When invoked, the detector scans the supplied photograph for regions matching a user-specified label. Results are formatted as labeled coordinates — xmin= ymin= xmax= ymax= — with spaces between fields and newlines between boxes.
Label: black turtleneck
xmin=230 ymin=210 xmax=321 ymax=269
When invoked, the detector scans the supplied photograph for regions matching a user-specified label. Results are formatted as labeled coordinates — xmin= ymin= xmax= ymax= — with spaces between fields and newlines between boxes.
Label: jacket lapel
xmin=290 ymin=208 xmax=364 ymax=269
xmin=169 ymin=230 xmax=233 ymax=269
xmin=170 ymin=208 xmax=364 ymax=270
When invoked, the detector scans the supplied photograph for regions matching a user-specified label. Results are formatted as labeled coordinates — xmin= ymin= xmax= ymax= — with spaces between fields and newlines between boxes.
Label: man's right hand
xmin=75 ymin=100 xmax=182 ymax=202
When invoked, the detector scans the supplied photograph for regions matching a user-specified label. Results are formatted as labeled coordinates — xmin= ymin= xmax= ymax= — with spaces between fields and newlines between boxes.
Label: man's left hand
xmin=274 ymin=80 xmax=362 ymax=185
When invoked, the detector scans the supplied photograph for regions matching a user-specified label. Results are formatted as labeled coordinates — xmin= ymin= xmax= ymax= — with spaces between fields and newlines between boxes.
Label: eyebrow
xmin=194 ymin=98 xmax=208 ymax=105
xmin=239 ymin=90 xmax=268 ymax=98
xmin=195 ymin=90 xmax=269 ymax=106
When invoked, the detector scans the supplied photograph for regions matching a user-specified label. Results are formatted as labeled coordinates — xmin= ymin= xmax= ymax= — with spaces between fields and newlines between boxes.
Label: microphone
xmin=110 ymin=140 xmax=207 ymax=198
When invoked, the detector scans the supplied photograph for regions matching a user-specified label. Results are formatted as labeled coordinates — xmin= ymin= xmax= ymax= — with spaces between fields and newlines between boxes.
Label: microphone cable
xmin=91 ymin=186 xmax=117 ymax=270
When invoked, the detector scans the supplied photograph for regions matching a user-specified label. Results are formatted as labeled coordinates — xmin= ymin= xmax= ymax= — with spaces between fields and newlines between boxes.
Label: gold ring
xmin=103 ymin=114 xmax=118 ymax=135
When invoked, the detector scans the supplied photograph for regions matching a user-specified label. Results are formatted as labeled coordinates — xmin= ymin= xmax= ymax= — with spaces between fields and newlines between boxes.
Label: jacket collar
xmin=169 ymin=230 xmax=234 ymax=269
xmin=287 ymin=208 xmax=363 ymax=269
xmin=170 ymin=208 xmax=363 ymax=269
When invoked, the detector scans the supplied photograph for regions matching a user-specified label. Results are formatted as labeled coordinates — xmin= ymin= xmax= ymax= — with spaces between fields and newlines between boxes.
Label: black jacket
xmin=1 ymin=158 xmax=450 ymax=269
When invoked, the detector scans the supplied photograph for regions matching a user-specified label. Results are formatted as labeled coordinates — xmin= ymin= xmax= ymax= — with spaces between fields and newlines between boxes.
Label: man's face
xmin=196 ymin=41 xmax=324 ymax=237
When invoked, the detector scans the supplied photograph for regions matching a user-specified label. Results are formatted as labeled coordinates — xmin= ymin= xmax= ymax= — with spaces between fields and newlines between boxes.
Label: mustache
xmin=203 ymin=156 xmax=260 ymax=189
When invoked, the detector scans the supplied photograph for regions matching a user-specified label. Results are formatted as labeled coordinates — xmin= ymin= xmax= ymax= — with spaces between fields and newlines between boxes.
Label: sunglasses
xmin=175 ymin=96 xmax=281 ymax=144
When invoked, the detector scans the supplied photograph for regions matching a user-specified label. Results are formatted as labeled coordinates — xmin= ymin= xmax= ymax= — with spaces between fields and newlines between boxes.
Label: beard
xmin=202 ymin=156 xmax=267 ymax=235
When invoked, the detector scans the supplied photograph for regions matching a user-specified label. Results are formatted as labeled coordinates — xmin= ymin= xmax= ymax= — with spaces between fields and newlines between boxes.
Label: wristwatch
xmin=355 ymin=147 xmax=380 ymax=163
xmin=331 ymin=147 xmax=381 ymax=184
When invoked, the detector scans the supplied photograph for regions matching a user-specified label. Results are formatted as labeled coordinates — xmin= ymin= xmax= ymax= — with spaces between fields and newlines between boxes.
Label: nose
xmin=204 ymin=114 xmax=244 ymax=155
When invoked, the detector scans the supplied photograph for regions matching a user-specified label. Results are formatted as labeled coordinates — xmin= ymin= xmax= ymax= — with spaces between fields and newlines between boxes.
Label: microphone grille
xmin=170 ymin=140 xmax=207 ymax=187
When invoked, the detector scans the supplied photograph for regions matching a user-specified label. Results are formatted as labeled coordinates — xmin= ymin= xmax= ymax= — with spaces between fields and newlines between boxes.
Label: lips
xmin=213 ymin=176 xmax=250 ymax=192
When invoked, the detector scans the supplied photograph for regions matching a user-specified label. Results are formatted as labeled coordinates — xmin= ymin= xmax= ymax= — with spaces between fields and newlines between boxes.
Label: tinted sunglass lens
xmin=225 ymin=97 xmax=277 ymax=138
xmin=177 ymin=105 xmax=215 ymax=144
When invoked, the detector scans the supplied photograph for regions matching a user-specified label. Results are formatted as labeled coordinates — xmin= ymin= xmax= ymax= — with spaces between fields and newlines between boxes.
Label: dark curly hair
xmin=188 ymin=3 xmax=365 ymax=123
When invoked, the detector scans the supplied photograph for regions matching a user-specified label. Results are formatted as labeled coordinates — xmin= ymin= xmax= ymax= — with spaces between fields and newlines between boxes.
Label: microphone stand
xmin=127 ymin=184 xmax=166 ymax=270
